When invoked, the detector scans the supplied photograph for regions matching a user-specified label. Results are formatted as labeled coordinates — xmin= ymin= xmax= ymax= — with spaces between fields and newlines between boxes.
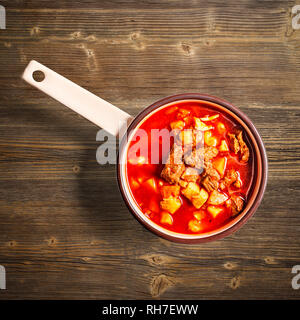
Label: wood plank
xmin=1 ymin=8 xmax=289 ymax=39
xmin=0 ymin=0 xmax=299 ymax=300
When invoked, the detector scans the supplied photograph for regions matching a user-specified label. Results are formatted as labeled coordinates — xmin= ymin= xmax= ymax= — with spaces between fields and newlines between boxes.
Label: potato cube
xmin=160 ymin=196 xmax=182 ymax=214
xmin=179 ymin=130 xmax=194 ymax=145
xmin=160 ymin=212 xmax=173 ymax=225
xmin=181 ymin=182 xmax=200 ymax=200
xmin=143 ymin=177 xmax=158 ymax=193
xmin=219 ymin=140 xmax=229 ymax=152
xmin=170 ymin=120 xmax=185 ymax=130
xmin=217 ymin=122 xmax=226 ymax=134
xmin=128 ymin=156 xmax=146 ymax=165
xmin=191 ymin=188 xmax=209 ymax=209
xmin=137 ymin=176 xmax=146 ymax=184
xmin=207 ymin=206 xmax=223 ymax=218
xmin=213 ymin=157 xmax=227 ymax=176
xmin=188 ymin=219 xmax=203 ymax=232
xmin=158 ymin=179 xmax=164 ymax=187
xmin=130 ymin=178 xmax=140 ymax=190
xmin=234 ymin=179 xmax=242 ymax=188
xmin=160 ymin=185 xmax=180 ymax=199
xmin=194 ymin=117 xmax=212 ymax=131
xmin=204 ymin=131 xmax=217 ymax=147
xmin=208 ymin=190 xmax=228 ymax=205
xmin=177 ymin=108 xmax=190 ymax=119
xmin=179 ymin=180 xmax=188 ymax=188
xmin=193 ymin=211 xmax=206 ymax=221
xmin=199 ymin=188 xmax=209 ymax=200
xmin=225 ymin=199 xmax=232 ymax=207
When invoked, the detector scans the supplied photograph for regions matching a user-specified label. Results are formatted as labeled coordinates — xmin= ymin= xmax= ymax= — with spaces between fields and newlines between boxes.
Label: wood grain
xmin=0 ymin=0 xmax=300 ymax=299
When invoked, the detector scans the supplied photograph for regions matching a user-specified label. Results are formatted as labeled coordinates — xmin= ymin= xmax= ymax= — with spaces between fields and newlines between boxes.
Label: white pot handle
xmin=22 ymin=60 xmax=133 ymax=137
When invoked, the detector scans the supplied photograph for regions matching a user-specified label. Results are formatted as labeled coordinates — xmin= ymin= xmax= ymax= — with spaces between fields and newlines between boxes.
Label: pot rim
xmin=117 ymin=93 xmax=268 ymax=243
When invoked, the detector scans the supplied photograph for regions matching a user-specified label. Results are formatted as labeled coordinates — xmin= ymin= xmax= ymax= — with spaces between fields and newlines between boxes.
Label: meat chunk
xmin=177 ymin=108 xmax=190 ymax=119
xmin=183 ymin=147 xmax=204 ymax=171
xmin=204 ymin=161 xmax=221 ymax=180
xmin=227 ymin=194 xmax=244 ymax=216
xmin=181 ymin=135 xmax=216 ymax=170
xmin=161 ymin=143 xmax=185 ymax=184
xmin=204 ymin=146 xmax=219 ymax=161
xmin=201 ymin=175 xmax=219 ymax=192
xmin=228 ymin=130 xmax=249 ymax=162
xmin=220 ymin=169 xmax=240 ymax=190
xmin=178 ymin=129 xmax=203 ymax=150
xmin=183 ymin=148 xmax=196 ymax=167
xmin=183 ymin=146 xmax=218 ymax=173
xmin=237 ymin=130 xmax=250 ymax=162
xmin=181 ymin=167 xmax=200 ymax=182
xmin=200 ymin=161 xmax=221 ymax=192
xmin=228 ymin=133 xmax=240 ymax=154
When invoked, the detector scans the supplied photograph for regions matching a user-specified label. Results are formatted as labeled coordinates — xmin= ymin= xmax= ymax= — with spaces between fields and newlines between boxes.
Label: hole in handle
xmin=32 ymin=70 xmax=45 ymax=82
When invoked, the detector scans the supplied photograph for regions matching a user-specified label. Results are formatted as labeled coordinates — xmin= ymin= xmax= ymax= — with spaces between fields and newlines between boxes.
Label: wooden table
xmin=0 ymin=0 xmax=299 ymax=299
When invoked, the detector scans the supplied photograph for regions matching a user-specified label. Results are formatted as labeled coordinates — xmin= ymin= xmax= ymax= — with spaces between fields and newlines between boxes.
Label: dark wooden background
xmin=0 ymin=0 xmax=299 ymax=299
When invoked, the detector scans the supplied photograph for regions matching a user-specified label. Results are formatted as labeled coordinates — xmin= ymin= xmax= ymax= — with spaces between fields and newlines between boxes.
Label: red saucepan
xmin=22 ymin=60 xmax=268 ymax=243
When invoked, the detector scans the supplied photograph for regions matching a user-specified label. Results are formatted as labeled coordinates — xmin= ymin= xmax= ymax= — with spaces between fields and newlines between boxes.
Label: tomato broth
xmin=126 ymin=101 xmax=253 ymax=235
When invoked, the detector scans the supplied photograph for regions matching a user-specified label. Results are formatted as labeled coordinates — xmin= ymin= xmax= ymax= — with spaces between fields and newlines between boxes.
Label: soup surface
xmin=126 ymin=101 xmax=253 ymax=234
